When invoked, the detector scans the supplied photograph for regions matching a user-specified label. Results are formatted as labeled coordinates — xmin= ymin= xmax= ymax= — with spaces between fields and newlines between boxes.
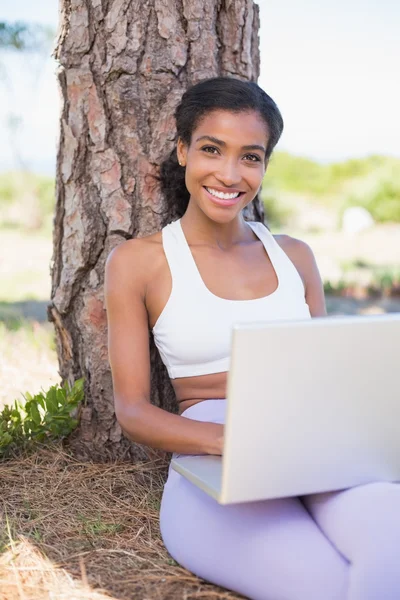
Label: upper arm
xmin=277 ymin=235 xmax=327 ymax=318
xmin=104 ymin=240 xmax=151 ymax=421
xmin=298 ymin=241 xmax=327 ymax=317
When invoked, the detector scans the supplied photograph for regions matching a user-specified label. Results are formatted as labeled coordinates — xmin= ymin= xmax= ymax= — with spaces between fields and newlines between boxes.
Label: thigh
xmin=303 ymin=481 xmax=400 ymax=559
xmin=160 ymin=469 xmax=348 ymax=600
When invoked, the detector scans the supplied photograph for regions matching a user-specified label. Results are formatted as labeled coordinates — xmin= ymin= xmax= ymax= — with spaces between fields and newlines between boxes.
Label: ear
xmin=177 ymin=137 xmax=188 ymax=167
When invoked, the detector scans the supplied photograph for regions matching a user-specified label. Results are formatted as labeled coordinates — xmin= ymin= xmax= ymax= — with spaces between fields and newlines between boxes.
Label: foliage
xmin=264 ymin=152 xmax=400 ymax=225
xmin=266 ymin=152 xmax=390 ymax=196
xmin=361 ymin=180 xmax=400 ymax=223
xmin=266 ymin=151 xmax=332 ymax=195
xmin=0 ymin=379 xmax=84 ymax=458
xmin=339 ymin=180 xmax=400 ymax=224
xmin=323 ymin=263 xmax=400 ymax=297
xmin=328 ymin=155 xmax=386 ymax=180
xmin=0 ymin=21 xmax=55 ymax=52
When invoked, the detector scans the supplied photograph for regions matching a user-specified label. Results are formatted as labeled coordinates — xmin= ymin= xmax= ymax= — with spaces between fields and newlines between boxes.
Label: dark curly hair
xmin=158 ymin=77 xmax=284 ymax=218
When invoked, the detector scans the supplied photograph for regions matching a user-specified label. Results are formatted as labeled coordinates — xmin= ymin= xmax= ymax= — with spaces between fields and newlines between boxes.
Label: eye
xmin=201 ymin=145 xmax=220 ymax=155
xmin=243 ymin=153 xmax=261 ymax=162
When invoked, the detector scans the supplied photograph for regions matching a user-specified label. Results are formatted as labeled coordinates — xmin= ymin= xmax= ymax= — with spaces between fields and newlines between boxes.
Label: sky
xmin=0 ymin=0 xmax=399 ymax=174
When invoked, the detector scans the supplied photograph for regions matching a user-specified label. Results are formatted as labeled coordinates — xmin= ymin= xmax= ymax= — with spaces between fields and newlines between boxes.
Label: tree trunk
xmin=50 ymin=0 xmax=262 ymax=460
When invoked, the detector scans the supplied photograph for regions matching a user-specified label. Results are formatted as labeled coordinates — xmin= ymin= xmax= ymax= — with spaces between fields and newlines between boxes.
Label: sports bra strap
xmin=161 ymin=220 xmax=198 ymax=289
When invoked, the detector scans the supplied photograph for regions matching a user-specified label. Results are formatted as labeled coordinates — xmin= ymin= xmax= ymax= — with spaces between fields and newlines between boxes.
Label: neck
xmin=180 ymin=200 xmax=253 ymax=250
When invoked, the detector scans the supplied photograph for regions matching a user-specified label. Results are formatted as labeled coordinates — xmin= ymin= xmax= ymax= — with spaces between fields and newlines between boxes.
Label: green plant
xmin=375 ymin=267 xmax=400 ymax=291
xmin=77 ymin=513 xmax=124 ymax=537
xmin=340 ymin=178 xmax=400 ymax=224
xmin=364 ymin=181 xmax=400 ymax=222
xmin=0 ymin=378 xmax=84 ymax=458
xmin=323 ymin=280 xmax=348 ymax=296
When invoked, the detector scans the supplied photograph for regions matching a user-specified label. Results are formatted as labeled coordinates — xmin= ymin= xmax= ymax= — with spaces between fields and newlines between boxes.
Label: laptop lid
xmin=220 ymin=313 xmax=400 ymax=504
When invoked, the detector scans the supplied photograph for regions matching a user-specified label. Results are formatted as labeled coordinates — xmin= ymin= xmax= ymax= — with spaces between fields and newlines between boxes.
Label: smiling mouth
xmin=204 ymin=186 xmax=245 ymax=200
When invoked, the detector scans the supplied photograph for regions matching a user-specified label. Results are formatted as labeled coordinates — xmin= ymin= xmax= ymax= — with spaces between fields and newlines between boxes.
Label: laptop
xmin=171 ymin=313 xmax=400 ymax=504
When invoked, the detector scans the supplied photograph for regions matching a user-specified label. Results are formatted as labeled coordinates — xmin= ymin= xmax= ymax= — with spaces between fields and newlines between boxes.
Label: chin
xmin=201 ymin=205 xmax=244 ymax=224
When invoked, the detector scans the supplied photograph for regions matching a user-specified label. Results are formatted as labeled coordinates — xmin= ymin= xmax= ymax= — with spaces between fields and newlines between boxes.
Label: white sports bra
xmin=152 ymin=218 xmax=311 ymax=379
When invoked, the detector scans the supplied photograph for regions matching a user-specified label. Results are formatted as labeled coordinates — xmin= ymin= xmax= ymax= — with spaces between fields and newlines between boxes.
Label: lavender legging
xmin=160 ymin=399 xmax=400 ymax=600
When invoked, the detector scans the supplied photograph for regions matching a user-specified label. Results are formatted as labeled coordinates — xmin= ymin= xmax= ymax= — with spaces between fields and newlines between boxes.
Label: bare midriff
xmin=172 ymin=372 xmax=228 ymax=415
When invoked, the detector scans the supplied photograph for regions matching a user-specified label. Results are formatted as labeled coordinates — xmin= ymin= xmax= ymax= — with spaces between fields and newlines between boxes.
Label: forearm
xmin=116 ymin=401 xmax=223 ymax=455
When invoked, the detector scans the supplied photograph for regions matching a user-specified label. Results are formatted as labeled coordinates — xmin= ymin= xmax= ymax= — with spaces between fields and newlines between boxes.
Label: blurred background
xmin=1 ymin=0 xmax=399 ymax=408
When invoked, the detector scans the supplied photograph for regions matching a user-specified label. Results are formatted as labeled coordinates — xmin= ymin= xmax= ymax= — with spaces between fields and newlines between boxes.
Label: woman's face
xmin=177 ymin=109 xmax=269 ymax=223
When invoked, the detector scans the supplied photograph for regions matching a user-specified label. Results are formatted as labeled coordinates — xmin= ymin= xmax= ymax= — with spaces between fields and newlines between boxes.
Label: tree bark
xmin=50 ymin=0 xmax=262 ymax=460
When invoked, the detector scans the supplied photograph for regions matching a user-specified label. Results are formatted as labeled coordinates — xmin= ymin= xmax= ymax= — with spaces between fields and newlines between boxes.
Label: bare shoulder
xmin=105 ymin=231 xmax=164 ymax=293
xmin=274 ymin=233 xmax=326 ymax=316
xmin=273 ymin=234 xmax=317 ymax=274
xmin=106 ymin=231 xmax=162 ymax=266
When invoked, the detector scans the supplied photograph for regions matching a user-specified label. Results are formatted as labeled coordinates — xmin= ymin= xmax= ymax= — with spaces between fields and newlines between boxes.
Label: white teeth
xmin=205 ymin=187 xmax=240 ymax=200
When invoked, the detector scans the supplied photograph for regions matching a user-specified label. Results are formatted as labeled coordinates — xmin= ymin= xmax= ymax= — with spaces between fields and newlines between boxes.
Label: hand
xmin=216 ymin=432 xmax=224 ymax=455
xmin=211 ymin=424 xmax=224 ymax=456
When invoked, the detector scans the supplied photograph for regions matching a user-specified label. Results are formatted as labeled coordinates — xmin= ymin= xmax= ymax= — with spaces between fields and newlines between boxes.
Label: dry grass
xmin=0 ymin=446 xmax=242 ymax=600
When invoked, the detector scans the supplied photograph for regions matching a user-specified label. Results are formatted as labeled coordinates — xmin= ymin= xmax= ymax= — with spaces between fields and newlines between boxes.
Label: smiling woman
xmin=157 ymin=77 xmax=283 ymax=220
xmin=104 ymin=77 xmax=400 ymax=599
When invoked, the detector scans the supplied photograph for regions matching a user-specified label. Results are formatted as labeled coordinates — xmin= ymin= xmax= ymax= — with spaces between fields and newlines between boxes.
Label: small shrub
xmin=0 ymin=378 xmax=84 ymax=458
xmin=324 ymin=280 xmax=348 ymax=296
xmin=340 ymin=180 xmax=400 ymax=224
xmin=364 ymin=180 xmax=400 ymax=222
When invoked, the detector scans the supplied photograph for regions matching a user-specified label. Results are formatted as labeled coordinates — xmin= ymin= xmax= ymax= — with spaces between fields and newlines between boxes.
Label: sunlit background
xmin=1 ymin=0 xmax=399 ymax=407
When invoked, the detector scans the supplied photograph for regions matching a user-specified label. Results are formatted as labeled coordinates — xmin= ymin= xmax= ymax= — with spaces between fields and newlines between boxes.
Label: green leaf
xmin=0 ymin=432 xmax=13 ymax=447
xmin=29 ymin=403 xmax=41 ymax=426
xmin=11 ymin=407 xmax=21 ymax=420
xmin=36 ymin=394 xmax=45 ymax=410
xmin=45 ymin=387 xmax=58 ymax=414
xmin=68 ymin=378 xmax=84 ymax=405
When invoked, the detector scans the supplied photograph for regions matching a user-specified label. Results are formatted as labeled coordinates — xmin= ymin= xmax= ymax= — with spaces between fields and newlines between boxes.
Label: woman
xmin=105 ymin=78 xmax=400 ymax=600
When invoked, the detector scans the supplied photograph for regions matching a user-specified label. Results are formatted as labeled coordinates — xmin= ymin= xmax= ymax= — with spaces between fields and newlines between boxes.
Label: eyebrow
xmin=195 ymin=135 xmax=266 ymax=154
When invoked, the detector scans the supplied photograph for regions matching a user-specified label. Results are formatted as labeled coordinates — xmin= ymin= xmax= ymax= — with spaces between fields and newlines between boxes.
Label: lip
xmin=203 ymin=186 xmax=245 ymax=207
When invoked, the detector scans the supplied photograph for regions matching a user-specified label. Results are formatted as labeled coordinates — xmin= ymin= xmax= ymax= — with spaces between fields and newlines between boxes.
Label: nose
xmin=215 ymin=157 xmax=241 ymax=187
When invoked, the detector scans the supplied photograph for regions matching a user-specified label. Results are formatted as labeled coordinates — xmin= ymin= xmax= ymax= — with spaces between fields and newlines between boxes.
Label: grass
xmin=0 ymin=447 xmax=241 ymax=600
